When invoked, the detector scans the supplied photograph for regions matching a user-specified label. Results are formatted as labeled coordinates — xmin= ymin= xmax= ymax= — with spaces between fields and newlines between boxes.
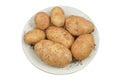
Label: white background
xmin=0 ymin=0 xmax=120 ymax=80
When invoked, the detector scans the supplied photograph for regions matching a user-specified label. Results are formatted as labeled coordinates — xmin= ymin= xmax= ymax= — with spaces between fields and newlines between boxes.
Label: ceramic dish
xmin=22 ymin=6 xmax=99 ymax=75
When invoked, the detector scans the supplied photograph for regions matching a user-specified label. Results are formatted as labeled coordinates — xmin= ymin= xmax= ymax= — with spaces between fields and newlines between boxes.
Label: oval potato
xmin=24 ymin=29 xmax=45 ymax=44
xmin=46 ymin=26 xmax=74 ymax=48
xmin=34 ymin=40 xmax=72 ymax=67
xmin=65 ymin=16 xmax=94 ymax=36
xmin=71 ymin=34 xmax=95 ymax=60
xmin=34 ymin=12 xmax=50 ymax=30
xmin=51 ymin=7 xmax=65 ymax=27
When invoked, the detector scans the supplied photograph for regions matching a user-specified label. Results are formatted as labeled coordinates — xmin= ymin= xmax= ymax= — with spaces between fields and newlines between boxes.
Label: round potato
xmin=71 ymin=34 xmax=95 ymax=60
xmin=34 ymin=40 xmax=72 ymax=67
xmin=65 ymin=16 xmax=94 ymax=36
xmin=34 ymin=12 xmax=50 ymax=30
xmin=51 ymin=7 xmax=65 ymax=27
xmin=24 ymin=29 xmax=45 ymax=44
xmin=46 ymin=26 xmax=74 ymax=48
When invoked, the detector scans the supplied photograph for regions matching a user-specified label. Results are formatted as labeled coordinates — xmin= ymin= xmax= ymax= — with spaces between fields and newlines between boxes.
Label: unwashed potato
xmin=51 ymin=7 xmax=65 ymax=27
xmin=24 ymin=29 xmax=45 ymax=44
xmin=71 ymin=34 xmax=95 ymax=60
xmin=34 ymin=40 xmax=72 ymax=67
xmin=34 ymin=12 xmax=50 ymax=30
xmin=65 ymin=16 xmax=94 ymax=36
xmin=46 ymin=26 xmax=74 ymax=48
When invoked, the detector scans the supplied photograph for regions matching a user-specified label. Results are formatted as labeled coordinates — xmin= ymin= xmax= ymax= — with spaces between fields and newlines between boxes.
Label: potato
xmin=34 ymin=40 xmax=72 ymax=67
xmin=51 ymin=7 xmax=65 ymax=27
xmin=24 ymin=29 xmax=45 ymax=44
xmin=46 ymin=26 xmax=74 ymax=48
xmin=71 ymin=34 xmax=95 ymax=60
xmin=34 ymin=12 xmax=50 ymax=30
xmin=65 ymin=16 xmax=94 ymax=36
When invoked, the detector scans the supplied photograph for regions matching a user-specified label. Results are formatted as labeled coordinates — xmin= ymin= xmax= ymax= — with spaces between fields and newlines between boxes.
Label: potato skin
xmin=71 ymin=34 xmax=95 ymax=60
xmin=24 ymin=29 xmax=45 ymax=44
xmin=51 ymin=7 xmax=65 ymax=27
xmin=34 ymin=12 xmax=50 ymax=30
xmin=34 ymin=40 xmax=72 ymax=67
xmin=65 ymin=16 xmax=94 ymax=36
xmin=46 ymin=26 xmax=74 ymax=48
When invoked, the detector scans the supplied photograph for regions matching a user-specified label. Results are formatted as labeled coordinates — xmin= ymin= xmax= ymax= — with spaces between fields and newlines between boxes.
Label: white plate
xmin=22 ymin=6 xmax=99 ymax=75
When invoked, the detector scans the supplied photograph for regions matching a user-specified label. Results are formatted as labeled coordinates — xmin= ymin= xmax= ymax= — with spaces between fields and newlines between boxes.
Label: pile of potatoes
xmin=24 ymin=6 xmax=95 ymax=67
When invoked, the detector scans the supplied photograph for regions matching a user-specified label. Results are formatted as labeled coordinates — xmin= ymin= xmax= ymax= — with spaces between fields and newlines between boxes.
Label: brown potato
xmin=51 ymin=7 xmax=65 ymax=27
xmin=71 ymin=34 xmax=95 ymax=60
xmin=34 ymin=12 xmax=50 ymax=30
xmin=34 ymin=40 xmax=72 ymax=67
xmin=24 ymin=29 xmax=45 ymax=44
xmin=65 ymin=16 xmax=94 ymax=36
xmin=46 ymin=26 xmax=74 ymax=48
